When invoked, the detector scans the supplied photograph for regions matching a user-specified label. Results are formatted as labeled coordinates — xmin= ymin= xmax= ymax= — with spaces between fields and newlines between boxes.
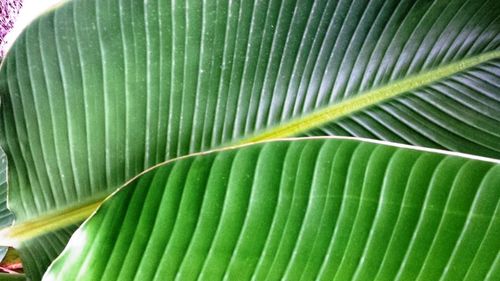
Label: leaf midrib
xmin=1 ymin=50 xmax=498 ymax=245
xmin=240 ymin=50 xmax=500 ymax=143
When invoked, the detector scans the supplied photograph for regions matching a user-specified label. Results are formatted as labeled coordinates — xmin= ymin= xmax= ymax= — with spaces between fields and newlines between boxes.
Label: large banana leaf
xmin=43 ymin=138 xmax=500 ymax=281
xmin=0 ymin=0 xmax=499 ymax=279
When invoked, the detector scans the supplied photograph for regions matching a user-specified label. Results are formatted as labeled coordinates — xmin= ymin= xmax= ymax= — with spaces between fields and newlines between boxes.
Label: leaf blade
xmin=42 ymin=138 xmax=500 ymax=281
xmin=0 ymin=0 xmax=499 ymax=278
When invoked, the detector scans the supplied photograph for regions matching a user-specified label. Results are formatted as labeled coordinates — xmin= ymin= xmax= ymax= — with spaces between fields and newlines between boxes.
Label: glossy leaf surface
xmin=0 ymin=0 xmax=499 ymax=279
xmin=44 ymin=138 xmax=500 ymax=281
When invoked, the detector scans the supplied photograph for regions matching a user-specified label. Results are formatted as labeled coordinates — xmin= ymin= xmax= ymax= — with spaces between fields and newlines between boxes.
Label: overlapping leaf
xmin=44 ymin=138 xmax=500 ymax=281
xmin=0 ymin=0 xmax=499 ymax=279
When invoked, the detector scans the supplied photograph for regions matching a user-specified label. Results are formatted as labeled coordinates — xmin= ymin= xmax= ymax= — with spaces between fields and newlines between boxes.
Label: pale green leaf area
xmin=44 ymin=139 xmax=500 ymax=281
xmin=0 ymin=0 xmax=499 ymax=279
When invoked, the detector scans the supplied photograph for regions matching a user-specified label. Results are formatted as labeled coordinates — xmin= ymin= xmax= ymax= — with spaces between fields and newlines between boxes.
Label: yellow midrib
xmin=0 ymin=200 xmax=104 ymax=247
xmin=1 ymin=50 xmax=498 ymax=246
xmin=240 ymin=50 xmax=500 ymax=143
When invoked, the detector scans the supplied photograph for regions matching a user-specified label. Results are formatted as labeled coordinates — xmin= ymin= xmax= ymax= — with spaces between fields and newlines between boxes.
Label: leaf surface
xmin=44 ymin=138 xmax=500 ymax=281
xmin=0 ymin=0 xmax=499 ymax=278
xmin=0 ymin=148 xmax=13 ymax=261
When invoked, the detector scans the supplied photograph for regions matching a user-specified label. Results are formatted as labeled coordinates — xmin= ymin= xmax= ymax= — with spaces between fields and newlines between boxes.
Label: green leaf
xmin=43 ymin=138 xmax=500 ymax=281
xmin=0 ymin=0 xmax=499 ymax=278
xmin=0 ymin=273 xmax=26 ymax=281
xmin=0 ymin=148 xmax=12 ymax=228
xmin=0 ymin=148 xmax=13 ymax=261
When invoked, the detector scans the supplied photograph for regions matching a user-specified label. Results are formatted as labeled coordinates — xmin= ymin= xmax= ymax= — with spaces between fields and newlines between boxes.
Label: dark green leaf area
xmin=0 ymin=148 xmax=13 ymax=261
xmin=45 ymin=139 xmax=500 ymax=281
xmin=0 ymin=149 xmax=12 ymax=227
xmin=19 ymin=226 xmax=78 ymax=281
